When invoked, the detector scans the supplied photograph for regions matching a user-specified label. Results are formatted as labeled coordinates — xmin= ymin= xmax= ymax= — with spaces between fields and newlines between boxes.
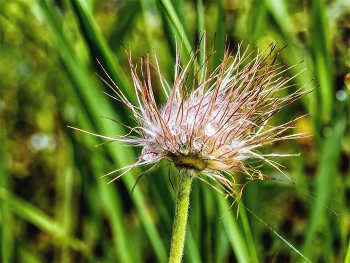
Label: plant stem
xmin=169 ymin=169 xmax=194 ymax=263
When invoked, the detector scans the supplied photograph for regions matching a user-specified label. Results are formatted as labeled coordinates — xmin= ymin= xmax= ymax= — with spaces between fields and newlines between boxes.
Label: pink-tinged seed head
xmin=72 ymin=38 xmax=314 ymax=202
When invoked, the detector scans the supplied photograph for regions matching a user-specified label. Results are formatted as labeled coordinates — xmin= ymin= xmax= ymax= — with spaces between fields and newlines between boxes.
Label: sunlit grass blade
xmin=19 ymin=249 xmax=42 ymax=263
xmin=246 ymin=0 xmax=268 ymax=40
xmin=346 ymin=239 xmax=350 ymax=263
xmin=265 ymin=0 xmax=293 ymax=38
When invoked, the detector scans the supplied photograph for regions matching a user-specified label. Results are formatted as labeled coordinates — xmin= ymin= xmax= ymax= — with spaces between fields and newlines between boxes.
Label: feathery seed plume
xmin=70 ymin=38 xmax=313 ymax=204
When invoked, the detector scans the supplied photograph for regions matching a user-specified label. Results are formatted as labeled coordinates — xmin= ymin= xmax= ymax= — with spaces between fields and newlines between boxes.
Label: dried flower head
xmin=70 ymin=39 xmax=313 ymax=203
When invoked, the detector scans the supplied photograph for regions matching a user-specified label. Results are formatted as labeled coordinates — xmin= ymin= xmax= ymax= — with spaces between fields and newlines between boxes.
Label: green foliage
xmin=1 ymin=0 xmax=349 ymax=262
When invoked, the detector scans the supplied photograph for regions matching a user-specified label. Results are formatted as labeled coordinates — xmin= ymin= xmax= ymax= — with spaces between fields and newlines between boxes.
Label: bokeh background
xmin=1 ymin=0 xmax=349 ymax=262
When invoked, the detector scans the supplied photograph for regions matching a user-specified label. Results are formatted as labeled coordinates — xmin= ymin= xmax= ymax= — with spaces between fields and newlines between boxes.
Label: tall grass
xmin=1 ymin=0 xmax=349 ymax=262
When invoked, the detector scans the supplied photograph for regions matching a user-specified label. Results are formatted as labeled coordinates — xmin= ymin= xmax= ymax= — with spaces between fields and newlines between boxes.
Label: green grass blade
xmin=0 ymin=191 xmax=12 ymax=263
xmin=239 ymin=204 xmax=259 ymax=262
xmin=185 ymin=226 xmax=202 ymax=262
xmin=107 ymin=154 xmax=168 ymax=262
xmin=55 ymin=153 xmax=76 ymax=262
xmin=93 ymin=159 xmax=136 ymax=263
xmin=70 ymin=0 xmax=135 ymax=103
xmin=345 ymin=238 xmax=350 ymax=263
xmin=265 ymin=0 xmax=315 ymax=119
xmin=37 ymin=1 xmax=167 ymax=261
xmin=19 ymin=249 xmax=42 ymax=263
xmin=310 ymin=0 xmax=333 ymax=123
xmin=213 ymin=0 xmax=226 ymax=69
xmin=0 ymin=131 xmax=12 ymax=263
xmin=0 ymin=187 xmax=89 ymax=253
xmin=140 ymin=0 xmax=174 ymax=102
xmin=107 ymin=2 xmax=140 ymax=53
xmin=196 ymin=0 xmax=204 ymax=68
xmin=216 ymin=193 xmax=250 ymax=263
xmin=301 ymin=112 xmax=346 ymax=261
xmin=265 ymin=0 xmax=292 ymax=37
xmin=158 ymin=0 xmax=191 ymax=54
xmin=215 ymin=224 xmax=230 ymax=262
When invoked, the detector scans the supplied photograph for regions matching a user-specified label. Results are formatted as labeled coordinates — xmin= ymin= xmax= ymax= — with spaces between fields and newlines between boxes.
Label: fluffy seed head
xmin=74 ymin=38 xmax=313 ymax=201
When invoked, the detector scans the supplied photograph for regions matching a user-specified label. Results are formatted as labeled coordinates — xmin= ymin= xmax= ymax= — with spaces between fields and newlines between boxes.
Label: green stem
xmin=169 ymin=169 xmax=194 ymax=263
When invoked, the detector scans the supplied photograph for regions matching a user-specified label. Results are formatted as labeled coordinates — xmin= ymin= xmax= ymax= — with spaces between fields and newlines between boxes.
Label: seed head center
xmin=171 ymin=154 xmax=208 ymax=172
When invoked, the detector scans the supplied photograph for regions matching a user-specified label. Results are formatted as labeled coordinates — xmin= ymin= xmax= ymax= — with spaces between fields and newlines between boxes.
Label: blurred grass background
xmin=0 ymin=0 xmax=349 ymax=262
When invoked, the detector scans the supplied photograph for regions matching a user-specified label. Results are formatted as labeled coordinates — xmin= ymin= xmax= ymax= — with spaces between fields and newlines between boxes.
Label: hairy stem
xmin=169 ymin=169 xmax=194 ymax=263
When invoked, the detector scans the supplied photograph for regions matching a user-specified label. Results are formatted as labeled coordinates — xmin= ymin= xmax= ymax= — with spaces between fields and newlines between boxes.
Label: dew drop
xmin=224 ymin=144 xmax=233 ymax=151
xmin=169 ymin=125 xmax=181 ymax=136
xmin=141 ymin=146 xmax=159 ymax=161
xmin=205 ymin=122 xmax=219 ymax=136
xmin=179 ymin=145 xmax=188 ymax=154
xmin=193 ymin=137 xmax=204 ymax=150
xmin=336 ymin=90 xmax=346 ymax=101
xmin=180 ymin=129 xmax=187 ymax=143
xmin=203 ymin=96 xmax=210 ymax=104
xmin=190 ymin=96 xmax=200 ymax=105
xmin=323 ymin=127 xmax=332 ymax=137
xmin=202 ymin=146 xmax=210 ymax=155
xmin=220 ymin=145 xmax=233 ymax=155
xmin=231 ymin=140 xmax=241 ymax=149
xmin=187 ymin=108 xmax=197 ymax=123
xmin=165 ymin=139 xmax=174 ymax=151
